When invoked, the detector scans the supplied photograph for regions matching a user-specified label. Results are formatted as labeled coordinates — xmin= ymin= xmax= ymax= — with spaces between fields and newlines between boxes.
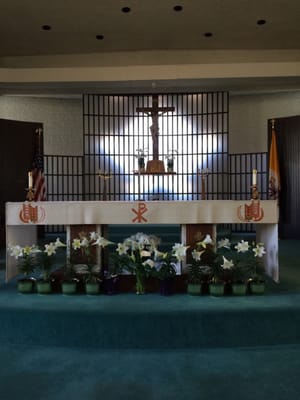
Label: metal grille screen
xmin=83 ymin=93 xmax=229 ymax=201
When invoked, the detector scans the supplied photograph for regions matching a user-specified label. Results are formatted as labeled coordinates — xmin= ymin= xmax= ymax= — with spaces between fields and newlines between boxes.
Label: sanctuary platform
xmin=0 ymin=240 xmax=300 ymax=400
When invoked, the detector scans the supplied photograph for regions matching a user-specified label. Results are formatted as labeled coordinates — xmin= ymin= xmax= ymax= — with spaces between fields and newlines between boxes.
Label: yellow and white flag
xmin=268 ymin=129 xmax=280 ymax=199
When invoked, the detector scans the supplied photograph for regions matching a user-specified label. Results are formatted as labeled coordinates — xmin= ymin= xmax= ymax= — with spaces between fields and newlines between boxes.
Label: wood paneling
xmin=0 ymin=119 xmax=42 ymax=245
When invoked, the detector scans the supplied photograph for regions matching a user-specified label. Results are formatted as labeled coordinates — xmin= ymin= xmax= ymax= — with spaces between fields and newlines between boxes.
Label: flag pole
xmin=268 ymin=119 xmax=280 ymax=201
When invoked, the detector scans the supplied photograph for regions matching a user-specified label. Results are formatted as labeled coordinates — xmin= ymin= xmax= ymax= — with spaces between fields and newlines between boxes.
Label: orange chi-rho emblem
xmin=19 ymin=203 xmax=46 ymax=224
xmin=132 ymin=202 xmax=148 ymax=223
xmin=237 ymin=200 xmax=264 ymax=222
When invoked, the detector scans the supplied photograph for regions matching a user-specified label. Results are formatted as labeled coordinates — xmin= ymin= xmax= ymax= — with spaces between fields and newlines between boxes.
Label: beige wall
xmin=0 ymin=95 xmax=82 ymax=156
xmin=1 ymin=90 xmax=299 ymax=157
xmin=229 ymin=91 xmax=300 ymax=154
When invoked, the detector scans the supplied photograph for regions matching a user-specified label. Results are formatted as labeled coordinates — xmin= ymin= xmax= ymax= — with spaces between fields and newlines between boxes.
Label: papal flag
xmin=32 ymin=128 xmax=46 ymax=201
xmin=268 ymin=128 xmax=280 ymax=200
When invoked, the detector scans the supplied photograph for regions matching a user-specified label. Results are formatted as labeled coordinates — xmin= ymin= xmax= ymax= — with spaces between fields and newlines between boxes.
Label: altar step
xmin=1 ymin=285 xmax=300 ymax=350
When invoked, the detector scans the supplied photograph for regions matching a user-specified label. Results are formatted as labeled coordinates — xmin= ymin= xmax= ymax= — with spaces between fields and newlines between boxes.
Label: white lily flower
xmin=54 ymin=238 xmax=66 ymax=248
xmin=89 ymin=231 xmax=99 ymax=241
xmin=235 ymin=240 xmax=249 ymax=253
xmin=192 ymin=249 xmax=205 ymax=261
xmin=217 ymin=238 xmax=231 ymax=249
xmin=221 ymin=256 xmax=234 ymax=269
xmin=72 ymin=238 xmax=81 ymax=250
xmin=44 ymin=243 xmax=57 ymax=256
xmin=116 ymin=242 xmax=129 ymax=255
xmin=253 ymin=245 xmax=266 ymax=258
xmin=203 ymin=234 xmax=213 ymax=245
xmin=93 ymin=236 xmax=113 ymax=247
xmin=172 ymin=243 xmax=189 ymax=261
xmin=80 ymin=238 xmax=89 ymax=248
xmin=9 ymin=245 xmax=23 ymax=259
xmin=23 ymin=245 xmax=40 ymax=256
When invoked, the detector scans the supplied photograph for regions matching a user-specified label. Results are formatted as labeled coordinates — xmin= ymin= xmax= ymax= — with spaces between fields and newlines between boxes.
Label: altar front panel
xmin=5 ymin=200 xmax=279 ymax=282
xmin=6 ymin=200 xmax=278 ymax=225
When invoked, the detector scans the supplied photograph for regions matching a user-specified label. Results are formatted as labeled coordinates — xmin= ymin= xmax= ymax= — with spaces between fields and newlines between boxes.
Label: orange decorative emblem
xmin=237 ymin=200 xmax=264 ymax=222
xmin=19 ymin=203 xmax=46 ymax=224
xmin=132 ymin=202 xmax=148 ymax=223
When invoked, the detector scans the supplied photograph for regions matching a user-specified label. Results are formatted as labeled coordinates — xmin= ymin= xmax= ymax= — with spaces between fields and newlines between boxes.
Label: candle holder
xmin=26 ymin=187 xmax=35 ymax=202
xmin=251 ymin=184 xmax=259 ymax=200
xmin=197 ymin=168 xmax=209 ymax=200
xmin=98 ymin=170 xmax=112 ymax=201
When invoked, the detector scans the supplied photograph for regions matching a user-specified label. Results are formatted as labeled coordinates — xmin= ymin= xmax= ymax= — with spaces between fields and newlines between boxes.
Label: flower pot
xmin=232 ymin=282 xmax=247 ymax=296
xmin=187 ymin=283 xmax=201 ymax=296
xmin=17 ymin=278 xmax=34 ymax=294
xmin=61 ymin=281 xmax=77 ymax=295
xmin=159 ymin=278 xmax=174 ymax=296
xmin=85 ymin=281 xmax=101 ymax=295
xmin=36 ymin=280 xmax=52 ymax=294
xmin=135 ymin=271 xmax=146 ymax=295
xmin=209 ymin=282 xmax=225 ymax=296
xmin=104 ymin=276 xmax=119 ymax=295
xmin=250 ymin=281 xmax=265 ymax=295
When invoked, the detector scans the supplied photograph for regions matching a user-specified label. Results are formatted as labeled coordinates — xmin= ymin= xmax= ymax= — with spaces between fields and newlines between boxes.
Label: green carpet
xmin=0 ymin=239 xmax=300 ymax=399
xmin=0 ymin=344 xmax=299 ymax=400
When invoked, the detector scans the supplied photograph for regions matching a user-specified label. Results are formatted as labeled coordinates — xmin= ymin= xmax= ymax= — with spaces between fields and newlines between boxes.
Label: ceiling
xmin=1 ymin=0 xmax=300 ymax=95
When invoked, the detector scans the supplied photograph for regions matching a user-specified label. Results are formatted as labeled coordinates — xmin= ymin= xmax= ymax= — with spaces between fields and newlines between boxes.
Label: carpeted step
xmin=1 ymin=287 xmax=300 ymax=350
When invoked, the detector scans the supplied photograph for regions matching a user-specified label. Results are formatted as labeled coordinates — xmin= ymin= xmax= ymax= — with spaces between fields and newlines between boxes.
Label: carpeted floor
xmin=0 ymin=239 xmax=300 ymax=399
xmin=0 ymin=344 xmax=300 ymax=400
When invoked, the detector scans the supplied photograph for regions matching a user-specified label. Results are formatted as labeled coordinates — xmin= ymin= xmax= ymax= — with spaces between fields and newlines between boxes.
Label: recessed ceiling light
xmin=121 ymin=7 xmax=131 ymax=13
xmin=41 ymin=25 xmax=51 ymax=31
xmin=173 ymin=5 xmax=183 ymax=11
xmin=257 ymin=19 xmax=266 ymax=25
xmin=204 ymin=32 xmax=213 ymax=37
xmin=96 ymin=34 xmax=104 ymax=40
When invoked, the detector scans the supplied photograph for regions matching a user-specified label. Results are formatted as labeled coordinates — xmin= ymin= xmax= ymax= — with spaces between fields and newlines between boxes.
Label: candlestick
xmin=98 ymin=170 xmax=112 ymax=201
xmin=197 ymin=168 xmax=209 ymax=200
xmin=252 ymin=169 xmax=257 ymax=186
xmin=26 ymin=187 xmax=35 ymax=201
xmin=28 ymin=171 xmax=33 ymax=189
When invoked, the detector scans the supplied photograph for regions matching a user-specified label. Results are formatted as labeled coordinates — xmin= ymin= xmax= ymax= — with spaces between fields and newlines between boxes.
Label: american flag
xmin=32 ymin=151 xmax=46 ymax=201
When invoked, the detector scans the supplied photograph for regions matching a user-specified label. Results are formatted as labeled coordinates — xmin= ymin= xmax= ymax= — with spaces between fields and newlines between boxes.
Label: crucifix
xmin=136 ymin=95 xmax=175 ymax=161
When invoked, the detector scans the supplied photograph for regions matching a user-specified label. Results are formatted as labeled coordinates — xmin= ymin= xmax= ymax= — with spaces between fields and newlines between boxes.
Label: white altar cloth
xmin=6 ymin=200 xmax=278 ymax=225
xmin=5 ymin=200 xmax=279 ymax=282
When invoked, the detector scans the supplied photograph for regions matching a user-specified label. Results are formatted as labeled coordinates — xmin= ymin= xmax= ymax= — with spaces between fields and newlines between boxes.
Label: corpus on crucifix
xmin=136 ymin=95 xmax=175 ymax=173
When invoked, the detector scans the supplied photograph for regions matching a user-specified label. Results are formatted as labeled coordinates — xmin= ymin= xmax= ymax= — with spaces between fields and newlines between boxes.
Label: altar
xmin=5 ymin=200 xmax=279 ymax=282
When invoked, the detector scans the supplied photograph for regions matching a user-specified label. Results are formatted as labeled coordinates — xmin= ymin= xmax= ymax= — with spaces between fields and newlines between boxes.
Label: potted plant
xmin=187 ymin=234 xmax=213 ymax=295
xmin=61 ymin=261 xmax=78 ymax=295
xmin=36 ymin=237 xmax=66 ymax=294
xmin=154 ymin=243 xmax=189 ymax=295
xmin=215 ymin=238 xmax=267 ymax=295
xmin=72 ymin=231 xmax=113 ymax=295
xmin=8 ymin=243 xmax=41 ymax=293
xmin=103 ymin=251 xmax=126 ymax=295
xmin=248 ymin=242 xmax=266 ymax=294
xmin=115 ymin=232 xmax=161 ymax=294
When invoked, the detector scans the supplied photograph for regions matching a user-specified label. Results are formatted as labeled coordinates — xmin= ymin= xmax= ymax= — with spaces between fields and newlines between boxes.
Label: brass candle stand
xmin=251 ymin=184 xmax=259 ymax=200
xmin=197 ymin=168 xmax=209 ymax=200
xmin=99 ymin=170 xmax=112 ymax=201
xmin=26 ymin=187 xmax=35 ymax=201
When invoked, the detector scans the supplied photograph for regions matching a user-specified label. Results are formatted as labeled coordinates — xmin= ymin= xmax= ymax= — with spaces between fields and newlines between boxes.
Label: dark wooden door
xmin=0 ymin=119 xmax=43 ymax=246
xmin=270 ymin=115 xmax=300 ymax=239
